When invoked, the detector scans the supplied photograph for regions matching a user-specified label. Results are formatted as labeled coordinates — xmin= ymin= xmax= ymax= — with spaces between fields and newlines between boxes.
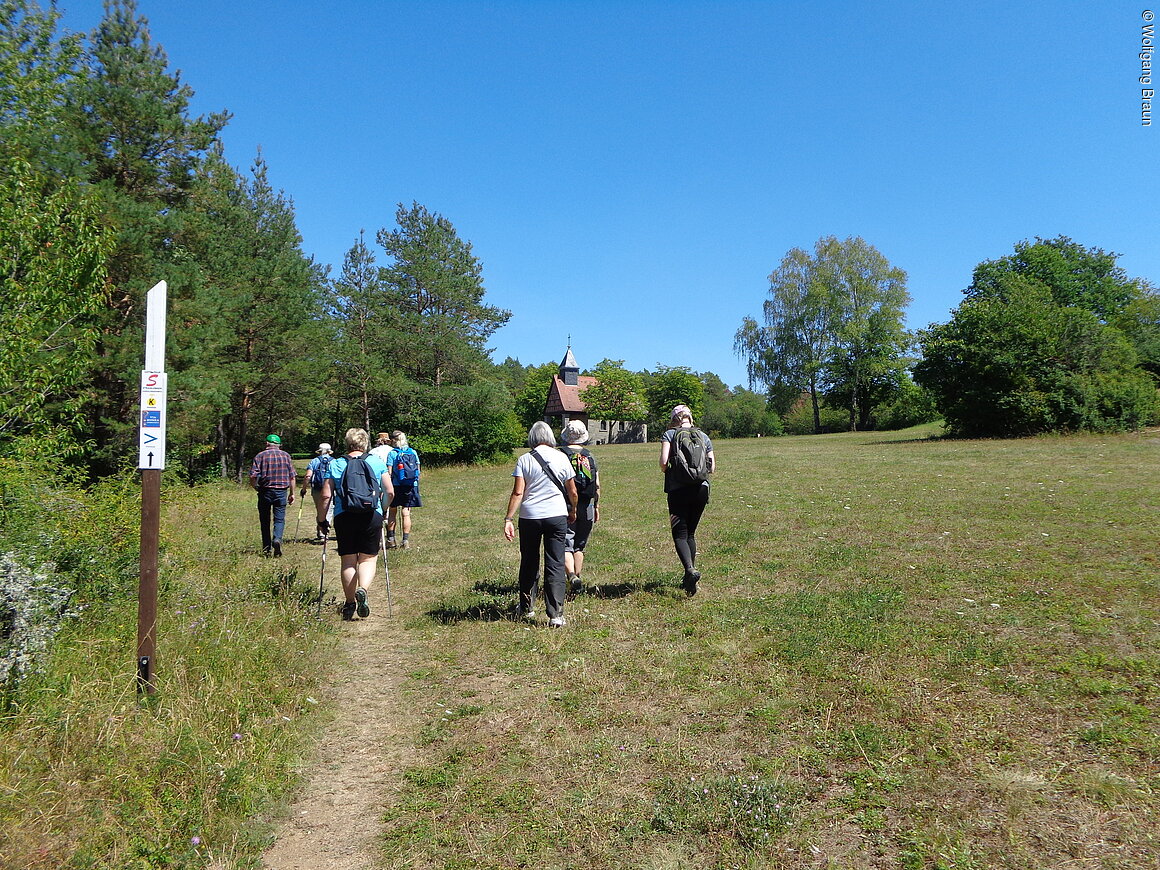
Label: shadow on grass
xmin=426 ymin=576 xmax=682 ymax=625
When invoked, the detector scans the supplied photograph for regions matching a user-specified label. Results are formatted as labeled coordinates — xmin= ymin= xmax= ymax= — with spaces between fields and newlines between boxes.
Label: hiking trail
xmin=260 ymin=547 xmax=419 ymax=870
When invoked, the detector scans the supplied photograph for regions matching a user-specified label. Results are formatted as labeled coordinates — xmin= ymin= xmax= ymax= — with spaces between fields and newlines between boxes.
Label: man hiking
xmin=250 ymin=434 xmax=296 ymax=557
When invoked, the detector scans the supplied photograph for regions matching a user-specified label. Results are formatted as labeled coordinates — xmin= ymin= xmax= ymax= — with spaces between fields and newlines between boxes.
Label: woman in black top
xmin=658 ymin=404 xmax=715 ymax=596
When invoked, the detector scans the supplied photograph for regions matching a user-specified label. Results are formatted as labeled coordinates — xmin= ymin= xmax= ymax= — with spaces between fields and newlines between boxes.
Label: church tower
xmin=558 ymin=346 xmax=579 ymax=387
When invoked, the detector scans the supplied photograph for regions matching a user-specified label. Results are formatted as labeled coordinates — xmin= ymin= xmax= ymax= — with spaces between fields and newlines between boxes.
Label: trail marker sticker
xmin=137 ymin=370 xmax=167 ymax=469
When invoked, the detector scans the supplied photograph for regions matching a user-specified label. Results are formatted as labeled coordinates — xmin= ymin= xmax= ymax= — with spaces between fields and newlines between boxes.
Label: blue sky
xmin=56 ymin=0 xmax=1157 ymax=388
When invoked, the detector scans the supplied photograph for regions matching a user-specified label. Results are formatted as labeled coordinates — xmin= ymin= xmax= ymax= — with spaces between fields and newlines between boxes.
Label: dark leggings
xmin=667 ymin=484 xmax=709 ymax=573
xmin=517 ymin=515 xmax=568 ymax=618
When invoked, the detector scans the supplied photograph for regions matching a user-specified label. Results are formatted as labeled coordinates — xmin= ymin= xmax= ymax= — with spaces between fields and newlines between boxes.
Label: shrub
xmin=916 ymin=279 xmax=1159 ymax=436
xmin=0 ymin=552 xmax=76 ymax=694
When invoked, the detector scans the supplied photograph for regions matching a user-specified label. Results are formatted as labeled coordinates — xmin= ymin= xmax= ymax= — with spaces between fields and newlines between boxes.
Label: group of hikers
xmin=249 ymin=404 xmax=715 ymax=627
xmin=249 ymin=429 xmax=421 ymax=620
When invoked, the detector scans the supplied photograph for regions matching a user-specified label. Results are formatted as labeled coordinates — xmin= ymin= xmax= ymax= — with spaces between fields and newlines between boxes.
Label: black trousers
xmin=667 ymin=483 xmax=709 ymax=573
xmin=517 ymin=515 xmax=568 ymax=618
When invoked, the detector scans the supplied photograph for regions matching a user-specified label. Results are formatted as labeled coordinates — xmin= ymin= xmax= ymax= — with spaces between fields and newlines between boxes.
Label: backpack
xmin=339 ymin=454 xmax=381 ymax=513
xmin=310 ymin=455 xmax=332 ymax=490
xmin=392 ymin=447 xmax=419 ymax=485
xmin=668 ymin=427 xmax=709 ymax=486
xmin=568 ymin=449 xmax=597 ymax=500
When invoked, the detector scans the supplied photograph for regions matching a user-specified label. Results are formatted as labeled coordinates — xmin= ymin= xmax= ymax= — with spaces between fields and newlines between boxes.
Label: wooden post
xmin=137 ymin=281 xmax=167 ymax=695
xmin=138 ymin=468 xmax=161 ymax=693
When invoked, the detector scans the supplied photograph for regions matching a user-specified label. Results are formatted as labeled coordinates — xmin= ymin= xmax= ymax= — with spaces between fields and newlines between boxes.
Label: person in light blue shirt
xmin=321 ymin=428 xmax=393 ymax=621
xmin=384 ymin=430 xmax=422 ymax=549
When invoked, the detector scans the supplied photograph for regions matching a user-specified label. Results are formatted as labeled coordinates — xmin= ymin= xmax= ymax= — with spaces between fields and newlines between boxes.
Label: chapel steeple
xmin=558 ymin=344 xmax=579 ymax=387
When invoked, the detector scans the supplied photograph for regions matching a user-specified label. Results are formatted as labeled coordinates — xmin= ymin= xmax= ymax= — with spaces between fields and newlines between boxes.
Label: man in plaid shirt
xmin=250 ymin=434 xmax=297 ymax=557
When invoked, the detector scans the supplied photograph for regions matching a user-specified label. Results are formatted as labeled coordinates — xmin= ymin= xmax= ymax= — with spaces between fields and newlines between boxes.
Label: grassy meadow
xmin=386 ymin=424 xmax=1158 ymax=869
xmin=2 ymin=423 xmax=1158 ymax=869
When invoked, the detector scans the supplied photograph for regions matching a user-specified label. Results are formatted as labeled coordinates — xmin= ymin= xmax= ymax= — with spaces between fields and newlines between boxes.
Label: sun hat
xmin=316 ymin=442 xmax=332 ymax=454
xmin=562 ymin=420 xmax=590 ymax=445
xmin=266 ymin=434 xmax=281 ymax=444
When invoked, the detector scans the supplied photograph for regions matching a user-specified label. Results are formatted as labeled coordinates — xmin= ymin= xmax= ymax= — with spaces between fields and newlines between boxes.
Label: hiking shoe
xmin=520 ymin=609 xmax=536 ymax=621
xmin=549 ymin=616 xmax=566 ymax=628
xmin=682 ymin=569 xmax=701 ymax=597
xmin=341 ymin=602 xmax=357 ymax=621
xmin=355 ymin=587 xmax=370 ymax=618
xmin=570 ymin=575 xmax=583 ymax=596
xmin=385 ymin=537 xmax=397 ymax=550
xmin=272 ymin=541 xmax=282 ymax=558
xmin=400 ymin=538 xmax=410 ymax=549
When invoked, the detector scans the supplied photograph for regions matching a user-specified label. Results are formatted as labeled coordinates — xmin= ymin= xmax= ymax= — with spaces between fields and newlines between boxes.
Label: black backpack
xmin=339 ymin=454 xmax=381 ymax=513
xmin=668 ymin=428 xmax=709 ymax=486
xmin=568 ymin=449 xmax=597 ymax=500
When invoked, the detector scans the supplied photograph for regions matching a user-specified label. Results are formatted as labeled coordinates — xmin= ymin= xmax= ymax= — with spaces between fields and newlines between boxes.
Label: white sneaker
xmin=549 ymin=616 xmax=566 ymax=628
xmin=521 ymin=609 xmax=535 ymax=620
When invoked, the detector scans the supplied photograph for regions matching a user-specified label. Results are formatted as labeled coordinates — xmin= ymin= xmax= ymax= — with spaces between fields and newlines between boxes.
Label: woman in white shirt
xmin=503 ymin=421 xmax=578 ymax=627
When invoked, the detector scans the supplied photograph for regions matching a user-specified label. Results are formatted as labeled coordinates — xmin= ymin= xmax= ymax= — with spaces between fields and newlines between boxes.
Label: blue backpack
xmin=310 ymin=455 xmax=332 ymax=490
xmin=392 ymin=447 xmax=419 ymax=485
xmin=339 ymin=454 xmax=381 ymax=513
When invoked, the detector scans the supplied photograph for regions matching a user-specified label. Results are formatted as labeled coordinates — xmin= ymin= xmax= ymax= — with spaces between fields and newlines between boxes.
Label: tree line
xmin=3 ymin=0 xmax=1158 ymax=493
xmin=0 ymin=0 xmax=806 ymax=484
xmin=734 ymin=235 xmax=1159 ymax=437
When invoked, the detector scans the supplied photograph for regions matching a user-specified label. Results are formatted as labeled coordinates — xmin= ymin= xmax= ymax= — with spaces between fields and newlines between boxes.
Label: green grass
xmin=2 ymin=424 xmax=1158 ymax=868
xmin=385 ymin=424 xmax=1160 ymax=869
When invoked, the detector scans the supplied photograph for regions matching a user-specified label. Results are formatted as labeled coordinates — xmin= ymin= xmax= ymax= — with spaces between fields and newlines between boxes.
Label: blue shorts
xmin=390 ymin=483 xmax=422 ymax=508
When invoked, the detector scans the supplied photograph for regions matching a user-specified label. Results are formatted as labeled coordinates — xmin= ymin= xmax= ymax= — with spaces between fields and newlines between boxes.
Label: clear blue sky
xmin=57 ymin=0 xmax=1158 ymax=389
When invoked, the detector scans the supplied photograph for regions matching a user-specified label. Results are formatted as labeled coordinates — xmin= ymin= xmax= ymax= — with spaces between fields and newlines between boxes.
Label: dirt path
xmin=261 ymin=575 xmax=417 ymax=870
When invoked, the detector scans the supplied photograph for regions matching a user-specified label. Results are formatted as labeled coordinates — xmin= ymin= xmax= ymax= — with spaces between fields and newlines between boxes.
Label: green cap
xmin=266 ymin=434 xmax=281 ymax=444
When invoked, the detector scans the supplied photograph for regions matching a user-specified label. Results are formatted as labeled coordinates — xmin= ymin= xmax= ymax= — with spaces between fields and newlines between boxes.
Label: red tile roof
xmin=544 ymin=375 xmax=598 ymax=415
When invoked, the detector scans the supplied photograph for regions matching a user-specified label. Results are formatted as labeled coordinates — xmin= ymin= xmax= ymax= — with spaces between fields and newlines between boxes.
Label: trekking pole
xmin=294 ymin=492 xmax=305 ymax=542
xmin=380 ymin=526 xmax=393 ymax=618
xmin=316 ymin=531 xmax=328 ymax=618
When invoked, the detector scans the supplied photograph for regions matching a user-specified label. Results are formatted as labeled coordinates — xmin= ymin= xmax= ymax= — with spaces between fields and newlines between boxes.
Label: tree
xmin=179 ymin=150 xmax=326 ymax=478
xmin=513 ymin=362 xmax=558 ymax=431
xmin=646 ymin=367 xmax=704 ymax=435
xmin=1110 ymin=284 xmax=1160 ymax=378
xmin=737 ymin=236 xmax=912 ymax=433
xmin=0 ymin=0 xmax=80 ymax=171
xmin=62 ymin=0 xmax=230 ymax=474
xmin=915 ymin=274 xmax=1159 ymax=436
xmin=967 ymin=236 xmax=1141 ymax=321
xmin=816 ymin=236 xmax=911 ymax=431
xmin=376 ymin=202 xmax=510 ymax=388
xmin=701 ymin=384 xmax=782 ymax=437
xmin=578 ymin=359 xmax=646 ymax=424
xmin=735 ymin=245 xmax=832 ymax=430
xmin=330 ymin=230 xmax=396 ymax=432
xmin=0 ymin=159 xmax=112 ymax=448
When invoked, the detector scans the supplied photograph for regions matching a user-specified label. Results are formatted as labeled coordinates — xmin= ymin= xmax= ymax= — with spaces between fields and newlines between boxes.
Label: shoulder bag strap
xmin=529 ymin=448 xmax=568 ymax=496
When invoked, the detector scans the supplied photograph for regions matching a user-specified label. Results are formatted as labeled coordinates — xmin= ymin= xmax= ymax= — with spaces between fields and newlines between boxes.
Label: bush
xmin=1 ymin=552 xmax=76 ymax=695
xmin=916 ymin=279 xmax=1159 ymax=437
xmin=782 ymin=399 xmax=848 ymax=435
xmin=872 ymin=378 xmax=940 ymax=431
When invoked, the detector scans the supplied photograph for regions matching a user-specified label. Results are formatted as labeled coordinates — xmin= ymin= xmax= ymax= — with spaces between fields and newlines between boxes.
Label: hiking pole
xmin=380 ymin=526 xmax=393 ymax=618
xmin=316 ymin=531 xmax=328 ymax=618
xmin=294 ymin=492 xmax=305 ymax=542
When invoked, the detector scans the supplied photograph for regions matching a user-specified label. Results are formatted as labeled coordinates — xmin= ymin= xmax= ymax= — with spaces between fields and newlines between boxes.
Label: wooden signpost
xmin=137 ymin=281 xmax=167 ymax=694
